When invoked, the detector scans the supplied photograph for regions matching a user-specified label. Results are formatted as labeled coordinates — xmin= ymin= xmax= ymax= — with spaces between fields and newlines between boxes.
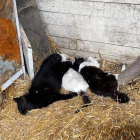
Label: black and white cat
xmin=14 ymin=53 xmax=77 ymax=115
xmin=73 ymin=57 xmax=129 ymax=103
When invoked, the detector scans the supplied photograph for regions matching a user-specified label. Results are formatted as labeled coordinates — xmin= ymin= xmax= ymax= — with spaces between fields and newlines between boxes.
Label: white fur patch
xmin=108 ymin=73 xmax=119 ymax=80
xmin=108 ymin=73 xmax=119 ymax=90
xmin=72 ymin=58 xmax=76 ymax=64
xmin=62 ymin=68 xmax=89 ymax=93
xmin=87 ymin=57 xmax=100 ymax=68
xmin=79 ymin=58 xmax=100 ymax=72
xmin=79 ymin=57 xmax=100 ymax=72
xmin=59 ymin=53 xmax=70 ymax=62
xmin=113 ymin=74 xmax=119 ymax=80
xmin=121 ymin=65 xmax=126 ymax=72
xmin=87 ymin=57 xmax=97 ymax=63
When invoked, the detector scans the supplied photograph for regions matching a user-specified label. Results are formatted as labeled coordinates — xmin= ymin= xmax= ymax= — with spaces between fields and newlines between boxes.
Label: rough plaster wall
xmin=37 ymin=0 xmax=140 ymax=64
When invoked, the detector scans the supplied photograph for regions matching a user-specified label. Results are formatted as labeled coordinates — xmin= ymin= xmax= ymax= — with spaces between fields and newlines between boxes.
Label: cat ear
xmin=13 ymin=96 xmax=27 ymax=103
xmin=13 ymin=97 xmax=20 ymax=103
xmin=21 ymin=96 xmax=27 ymax=103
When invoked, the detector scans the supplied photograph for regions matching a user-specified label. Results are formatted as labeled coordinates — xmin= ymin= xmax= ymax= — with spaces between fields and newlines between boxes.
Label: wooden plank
xmin=118 ymin=57 xmax=140 ymax=85
xmin=37 ymin=0 xmax=140 ymax=20
xmin=45 ymin=25 xmax=140 ymax=49
xmin=20 ymin=25 xmax=34 ymax=80
xmin=50 ymin=36 xmax=140 ymax=63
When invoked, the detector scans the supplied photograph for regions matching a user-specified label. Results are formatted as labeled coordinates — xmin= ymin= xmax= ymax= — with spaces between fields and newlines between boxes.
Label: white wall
xmin=37 ymin=0 xmax=140 ymax=64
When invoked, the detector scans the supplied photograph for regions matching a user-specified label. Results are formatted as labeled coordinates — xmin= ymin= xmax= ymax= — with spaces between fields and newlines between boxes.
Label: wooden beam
xmin=118 ymin=57 xmax=140 ymax=85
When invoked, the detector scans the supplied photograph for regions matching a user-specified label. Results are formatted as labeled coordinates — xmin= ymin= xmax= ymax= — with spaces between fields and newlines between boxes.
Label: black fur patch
xmin=14 ymin=54 xmax=75 ymax=115
xmin=72 ymin=57 xmax=84 ymax=71
xmin=14 ymin=90 xmax=78 ymax=115
xmin=80 ymin=66 xmax=129 ymax=103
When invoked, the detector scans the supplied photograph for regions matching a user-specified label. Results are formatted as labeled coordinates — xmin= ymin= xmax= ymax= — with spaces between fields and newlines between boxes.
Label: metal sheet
xmin=0 ymin=0 xmax=25 ymax=92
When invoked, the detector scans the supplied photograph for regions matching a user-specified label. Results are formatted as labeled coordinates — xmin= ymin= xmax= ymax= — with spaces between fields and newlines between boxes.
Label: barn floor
xmin=1 ymin=60 xmax=140 ymax=140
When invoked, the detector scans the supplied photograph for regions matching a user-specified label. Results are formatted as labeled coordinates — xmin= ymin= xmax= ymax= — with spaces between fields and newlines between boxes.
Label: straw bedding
xmin=1 ymin=36 xmax=140 ymax=139
xmin=1 ymin=59 xmax=140 ymax=140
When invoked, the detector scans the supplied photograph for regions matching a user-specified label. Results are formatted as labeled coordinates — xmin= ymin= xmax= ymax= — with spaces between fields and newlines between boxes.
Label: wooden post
xmin=118 ymin=57 xmax=140 ymax=85
xmin=16 ymin=0 xmax=50 ymax=59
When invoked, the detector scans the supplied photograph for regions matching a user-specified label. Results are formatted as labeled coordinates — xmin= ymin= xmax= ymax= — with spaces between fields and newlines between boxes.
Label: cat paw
xmin=117 ymin=93 xmax=129 ymax=103
xmin=70 ymin=92 xmax=78 ymax=97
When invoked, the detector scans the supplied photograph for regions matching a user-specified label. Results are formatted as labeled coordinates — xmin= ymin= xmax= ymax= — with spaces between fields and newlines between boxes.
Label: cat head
xmin=72 ymin=57 xmax=84 ymax=71
xmin=13 ymin=96 xmax=34 ymax=115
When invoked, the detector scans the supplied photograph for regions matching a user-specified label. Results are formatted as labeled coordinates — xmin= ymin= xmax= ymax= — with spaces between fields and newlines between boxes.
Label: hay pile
xmin=1 ymin=35 xmax=140 ymax=139
xmin=1 ymin=58 xmax=140 ymax=140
